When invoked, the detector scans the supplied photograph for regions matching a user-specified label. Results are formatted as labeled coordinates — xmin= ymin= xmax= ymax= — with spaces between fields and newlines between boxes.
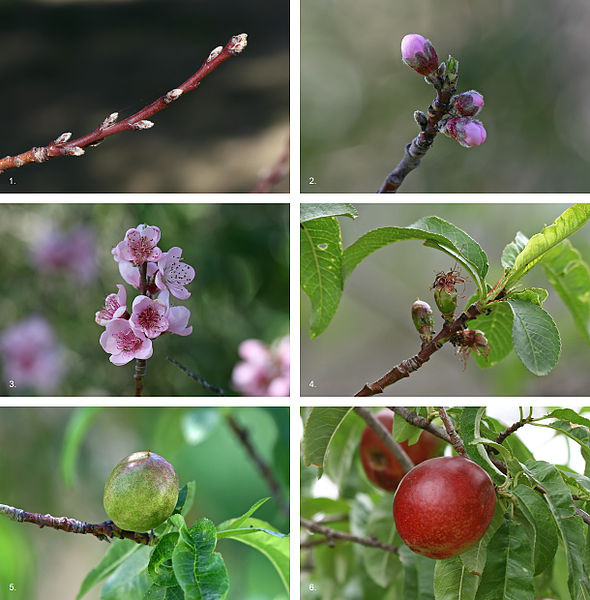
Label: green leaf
xmin=505 ymin=299 xmax=561 ymax=375
xmin=474 ymin=515 xmax=535 ymax=600
xmin=545 ymin=408 xmax=590 ymax=428
xmin=148 ymin=533 xmax=179 ymax=587
xmin=468 ymin=303 xmax=513 ymax=368
xmin=393 ymin=411 xmax=424 ymax=445
xmin=324 ymin=409 xmax=365 ymax=487
xmin=300 ymin=216 xmax=344 ymax=338
xmin=341 ymin=217 xmax=489 ymax=298
xmin=506 ymin=287 xmax=549 ymax=306
xmin=302 ymin=407 xmax=352 ymax=468
xmin=216 ymin=517 xmax=289 ymax=593
xmin=501 ymin=231 xmax=529 ymax=270
xmin=173 ymin=481 xmax=196 ymax=517
xmin=145 ymin=584 xmax=184 ymax=600
xmin=172 ymin=517 xmax=229 ymax=600
xmin=502 ymin=204 xmax=590 ymax=291
xmin=300 ymin=203 xmax=358 ymax=223
xmin=76 ymin=540 xmax=144 ymax=599
xmin=399 ymin=545 xmax=436 ymax=600
xmin=100 ymin=545 xmax=153 ymax=600
xmin=536 ymin=418 xmax=590 ymax=454
xmin=542 ymin=239 xmax=590 ymax=343
xmin=61 ymin=407 xmax=102 ymax=486
xmin=216 ymin=497 xmax=269 ymax=532
xmin=300 ymin=496 xmax=351 ymax=520
xmin=434 ymin=557 xmax=479 ymax=600
xmin=459 ymin=506 xmax=504 ymax=578
xmin=524 ymin=460 xmax=590 ymax=600
xmin=512 ymin=485 xmax=558 ymax=575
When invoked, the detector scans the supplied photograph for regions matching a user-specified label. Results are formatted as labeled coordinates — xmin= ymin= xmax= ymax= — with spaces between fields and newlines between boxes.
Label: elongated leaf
xmin=216 ymin=498 xmax=269 ymax=532
xmin=512 ymin=484 xmax=558 ymax=575
xmin=76 ymin=540 xmax=144 ymax=599
xmin=474 ymin=515 xmax=535 ymax=600
xmin=300 ymin=216 xmax=344 ymax=338
xmin=505 ymin=299 xmax=561 ymax=375
xmin=171 ymin=517 xmax=229 ymax=600
xmin=399 ymin=545 xmax=436 ymax=600
xmin=502 ymin=204 xmax=590 ymax=290
xmin=300 ymin=203 xmax=358 ymax=223
xmin=459 ymin=507 xmax=504 ymax=577
xmin=524 ymin=460 xmax=590 ymax=600
xmin=324 ymin=409 xmax=365 ymax=487
xmin=468 ymin=303 xmax=513 ymax=368
xmin=542 ymin=239 xmax=590 ymax=343
xmin=216 ymin=516 xmax=289 ymax=593
xmin=434 ymin=557 xmax=479 ymax=600
xmin=61 ymin=406 xmax=103 ymax=486
xmin=341 ymin=217 xmax=489 ymax=297
xmin=536 ymin=418 xmax=590 ymax=453
xmin=173 ymin=481 xmax=196 ymax=517
xmin=507 ymin=287 xmax=549 ymax=306
xmin=99 ymin=545 xmax=153 ymax=600
xmin=545 ymin=408 xmax=590 ymax=428
xmin=145 ymin=584 xmax=184 ymax=600
xmin=148 ymin=532 xmax=180 ymax=587
xmin=502 ymin=231 xmax=529 ymax=269
xmin=302 ymin=407 xmax=352 ymax=468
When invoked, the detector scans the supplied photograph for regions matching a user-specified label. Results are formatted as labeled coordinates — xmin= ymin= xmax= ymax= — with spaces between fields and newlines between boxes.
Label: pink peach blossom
xmin=157 ymin=290 xmax=193 ymax=336
xmin=129 ymin=296 xmax=168 ymax=339
xmin=400 ymin=34 xmax=439 ymax=76
xmin=155 ymin=247 xmax=195 ymax=299
xmin=112 ymin=224 xmax=162 ymax=266
xmin=95 ymin=284 xmax=127 ymax=326
xmin=100 ymin=318 xmax=153 ymax=365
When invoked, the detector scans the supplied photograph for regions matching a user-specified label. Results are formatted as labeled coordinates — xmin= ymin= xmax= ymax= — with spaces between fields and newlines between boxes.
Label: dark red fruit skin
xmin=359 ymin=410 xmax=445 ymax=492
xmin=393 ymin=456 xmax=496 ymax=559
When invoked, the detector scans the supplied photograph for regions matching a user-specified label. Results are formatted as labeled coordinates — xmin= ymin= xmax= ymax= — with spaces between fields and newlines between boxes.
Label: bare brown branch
xmin=437 ymin=407 xmax=466 ymax=456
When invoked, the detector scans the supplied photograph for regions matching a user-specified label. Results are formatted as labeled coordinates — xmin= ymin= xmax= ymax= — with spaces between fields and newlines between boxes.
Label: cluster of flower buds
xmin=411 ymin=299 xmax=435 ymax=344
xmin=400 ymin=34 xmax=487 ymax=148
xmin=231 ymin=336 xmax=290 ymax=396
xmin=96 ymin=224 xmax=195 ymax=365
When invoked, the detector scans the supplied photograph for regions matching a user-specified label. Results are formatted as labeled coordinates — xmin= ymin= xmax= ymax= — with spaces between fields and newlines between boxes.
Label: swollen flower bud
xmin=411 ymin=299 xmax=435 ymax=344
xmin=452 ymin=90 xmax=484 ymax=117
xmin=444 ymin=117 xmax=487 ymax=147
xmin=400 ymin=34 xmax=439 ymax=77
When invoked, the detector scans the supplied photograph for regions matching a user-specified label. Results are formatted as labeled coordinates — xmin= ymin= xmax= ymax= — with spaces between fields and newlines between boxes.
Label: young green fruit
xmin=393 ymin=456 xmax=496 ymax=559
xmin=359 ymin=409 xmax=445 ymax=491
xmin=103 ymin=451 xmax=179 ymax=532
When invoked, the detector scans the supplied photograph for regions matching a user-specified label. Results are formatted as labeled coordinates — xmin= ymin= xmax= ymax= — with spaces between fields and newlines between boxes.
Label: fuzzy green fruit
xmin=103 ymin=451 xmax=179 ymax=532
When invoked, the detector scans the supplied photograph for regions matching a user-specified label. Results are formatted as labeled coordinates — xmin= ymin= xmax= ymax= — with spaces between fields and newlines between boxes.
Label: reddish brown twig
xmin=494 ymin=415 xmax=534 ymax=446
xmin=0 ymin=504 xmax=155 ymax=545
xmin=0 ymin=34 xmax=248 ymax=173
xmin=355 ymin=303 xmax=483 ymax=396
xmin=379 ymin=75 xmax=456 ymax=193
xmin=134 ymin=262 xmax=150 ymax=397
xmin=300 ymin=517 xmax=399 ymax=554
xmin=388 ymin=407 xmax=450 ymax=442
xmin=437 ymin=406 xmax=466 ymax=456
xmin=251 ymin=137 xmax=290 ymax=193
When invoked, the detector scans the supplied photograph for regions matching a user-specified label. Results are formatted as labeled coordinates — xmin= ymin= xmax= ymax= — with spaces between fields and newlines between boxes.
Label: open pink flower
xmin=155 ymin=247 xmax=195 ymax=299
xmin=231 ymin=336 xmax=290 ymax=397
xmin=112 ymin=224 xmax=162 ymax=266
xmin=129 ymin=296 xmax=168 ymax=339
xmin=100 ymin=318 xmax=153 ymax=365
xmin=0 ymin=316 xmax=66 ymax=392
xmin=95 ymin=284 xmax=127 ymax=326
xmin=158 ymin=290 xmax=193 ymax=336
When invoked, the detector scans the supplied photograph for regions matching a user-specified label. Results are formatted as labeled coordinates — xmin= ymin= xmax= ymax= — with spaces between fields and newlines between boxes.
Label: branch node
xmin=13 ymin=157 xmax=24 ymax=167
xmin=32 ymin=147 xmax=48 ymax=163
xmin=164 ymin=88 xmax=184 ymax=104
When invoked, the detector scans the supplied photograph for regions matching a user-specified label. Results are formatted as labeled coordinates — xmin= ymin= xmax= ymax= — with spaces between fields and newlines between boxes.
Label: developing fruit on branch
xmin=360 ymin=410 xmax=445 ymax=491
xmin=400 ymin=34 xmax=439 ymax=77
xmin=103 ymin=451 xmax=179 ymax=532
xmin=393 ymin=456 xmax=496 ymax=559
xmin=411 ymin=299 xmax=434 ymax=344
xmin=443 ymin=117 xmax=487 ymax=147
xmin=431 ymin=269 xmax=464 ymax=321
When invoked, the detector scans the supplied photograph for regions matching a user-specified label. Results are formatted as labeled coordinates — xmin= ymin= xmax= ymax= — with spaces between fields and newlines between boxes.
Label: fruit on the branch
xmin=360 ymin=410 xmax=445 ymax=491
xmin=393 ymin=456 xmax=496 ymax=559
xmin=103 ymin=450 xmax=179 ymax=531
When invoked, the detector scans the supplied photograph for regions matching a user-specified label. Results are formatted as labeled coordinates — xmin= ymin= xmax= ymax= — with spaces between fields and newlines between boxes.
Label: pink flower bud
xmin=453 ymin=90 xmax=484 ymax=117
xmin=445 ymin=117 xmax=487 ymax=147
xmin=400 ymin=34 xmax=439 ymax=76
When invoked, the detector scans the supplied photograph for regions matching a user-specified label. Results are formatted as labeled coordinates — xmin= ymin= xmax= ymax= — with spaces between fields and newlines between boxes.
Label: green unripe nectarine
xmin=103 ymin=451 xmax=179 ymax=532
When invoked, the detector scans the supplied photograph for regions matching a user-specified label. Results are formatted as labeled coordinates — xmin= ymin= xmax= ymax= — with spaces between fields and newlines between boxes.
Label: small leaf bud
xmin=133 ymin=120 xmax=155 ymax=130
xmin=101 ymin=113 xmax=119 ymax=129
xmin=400 ymin=34 xmax=439 ymax=77
xmin=54 ymin=132 xmax=72 ymax=144
xmin=411 ymin=299 xmax=435 ymax=343
xmin=414 ymin=110 xmax=428 ymax=129
xmin=452 ymin=90 xmax=484 ymax=117
xmin=64 ymin=146 xmax=85 ymax=156
xmin=444 ymin=117 xmax=487 ymax=147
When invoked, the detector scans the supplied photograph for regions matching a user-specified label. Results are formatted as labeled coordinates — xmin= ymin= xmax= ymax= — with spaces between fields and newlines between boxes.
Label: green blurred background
xmin=301 ymin=203 xmax=590 ymax=396
xmin=301 ymin=0 xmax=590 ymax=192
xmin=0 ymin=406 xmax=289 ymax=600
xmin=0 ymin=0 xmax=289 ymax=192
xmin=0 ymin=203 xmax=289 ymax=396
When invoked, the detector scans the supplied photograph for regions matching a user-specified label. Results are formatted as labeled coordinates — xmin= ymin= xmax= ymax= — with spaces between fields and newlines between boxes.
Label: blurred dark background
xmin=301 ymin=0 xmax=590 ymax=192
xmin=301 ymin=204 xmax=590 ymax=396
xmin=0 ymin=406 xmax=289 ymax=600
xmin=0 ymin=0 xmax=289 ymax=192
xmin=0 ymin=203 xmax=289 ymax=396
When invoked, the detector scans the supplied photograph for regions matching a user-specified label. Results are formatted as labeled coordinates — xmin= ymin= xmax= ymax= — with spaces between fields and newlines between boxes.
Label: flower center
xmin=115 ymin=329 xmax=142 ymax=352
xmin=138 ymin=307 xmax=161 ymax=329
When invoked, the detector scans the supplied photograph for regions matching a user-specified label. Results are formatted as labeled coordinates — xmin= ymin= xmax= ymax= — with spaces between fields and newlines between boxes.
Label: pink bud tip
xmin=400 ymin=34 xmax=439 ymax=76
xmin=445 ymin=117 xmax=487 ymax=147
xmin=453 ymin=90 xmax=485 ymax=117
